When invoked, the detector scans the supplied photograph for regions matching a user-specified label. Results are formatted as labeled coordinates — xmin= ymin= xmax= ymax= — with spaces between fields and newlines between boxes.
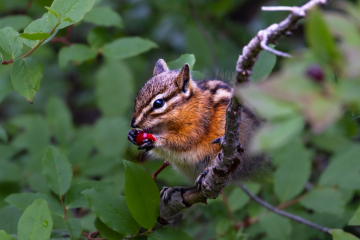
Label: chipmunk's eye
xmin=153 ymin=99 xmax=165 ymax=109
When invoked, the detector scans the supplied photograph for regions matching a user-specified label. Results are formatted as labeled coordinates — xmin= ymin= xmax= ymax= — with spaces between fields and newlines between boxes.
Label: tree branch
xmin=157 ymin=0 xmax=328 ymax=233
xmin=238 ymin=183 xmax=330 ymax=233
xmin=21 ymin=0 xmax=33 ymax=14
xmin=60 ymin=195 xmax=67 ymax=220
xmin=50 ymin=24 xmax=74 ymax=46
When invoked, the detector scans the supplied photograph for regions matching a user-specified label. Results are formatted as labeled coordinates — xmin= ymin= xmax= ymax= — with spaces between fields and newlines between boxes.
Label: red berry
xmin=306 ymin=65 xmax=324 ymax=83
xmin=147 ymin=134 xmax=157 ymax=142
xmin=135 ymin=131 xmax=156 ymax=145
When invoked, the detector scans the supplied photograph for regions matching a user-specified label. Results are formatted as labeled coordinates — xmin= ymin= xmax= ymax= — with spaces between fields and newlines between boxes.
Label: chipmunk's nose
xmin=131 ymin=118 xmax=139 ymax=128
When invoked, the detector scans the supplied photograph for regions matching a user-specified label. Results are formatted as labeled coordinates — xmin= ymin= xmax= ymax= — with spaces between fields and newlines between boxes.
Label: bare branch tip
xmin=261 ymin=6 xmax=293 ymax=12
xmin=260 ymin=40 xmax=292 ymax=58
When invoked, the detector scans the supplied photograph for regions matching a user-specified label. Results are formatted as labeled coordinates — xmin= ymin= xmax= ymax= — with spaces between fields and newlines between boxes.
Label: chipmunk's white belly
xmin=150 ymin=148 xmax=203 ymax=182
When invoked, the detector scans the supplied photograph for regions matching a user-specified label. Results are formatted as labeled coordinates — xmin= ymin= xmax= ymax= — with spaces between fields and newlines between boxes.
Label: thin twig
xmin=66 ymin=25 xmax=74 ymax=39
xmin=262 ymin=6 xmax=296 ymax=12
xmin=49 ymin=24 xmax=74 ymax=46
xmin=60 ymin=195 xmax=67 ymax=220
xmin=221 ymin=193 xmax=235 ymax=221
xmin=50 ymin=37 xmax=72 ymax=46
xmin=259 ymin=28 xmax=292 ymax=58
xmin=234 ymin=193 xmax=307 ymax=229
xmin=88 ymin=230 xmax=106 ymax=240
xmin=22 ymin=0 xmax=33 ymax=14
xmin=276 ymin=194 xmax=306 ymax=210
xmin=152 ymin=160 xmax=170 ymax=179
xmin=238 ymin=183 xmax=330 ymax=233
xmin=2 ymin=21 xmax=60 ymax=65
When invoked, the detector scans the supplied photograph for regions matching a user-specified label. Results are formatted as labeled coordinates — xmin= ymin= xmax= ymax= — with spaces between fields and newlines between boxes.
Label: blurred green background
xmin=1 ymin=0 xmax=360 ymax=239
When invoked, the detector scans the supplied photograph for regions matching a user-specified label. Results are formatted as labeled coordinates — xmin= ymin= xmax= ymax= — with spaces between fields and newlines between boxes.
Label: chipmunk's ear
xmin=175 ymin=64 xmax=191 ymax=93
xmin=153 ymin=59 xmax=169 ymax=76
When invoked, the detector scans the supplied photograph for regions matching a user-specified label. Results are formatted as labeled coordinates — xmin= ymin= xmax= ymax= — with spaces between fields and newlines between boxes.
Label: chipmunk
xmin=128 ymin=59 xmax=263 ymax=187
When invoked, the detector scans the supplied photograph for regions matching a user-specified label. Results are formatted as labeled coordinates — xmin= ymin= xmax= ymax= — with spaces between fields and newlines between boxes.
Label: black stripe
xmin=214 ymin=97 xmax=230 ymax=109
xmin=140 ymin=91 xmax=180 ymax=121
xmin=210 ymin=83 xmax=231 ymax=94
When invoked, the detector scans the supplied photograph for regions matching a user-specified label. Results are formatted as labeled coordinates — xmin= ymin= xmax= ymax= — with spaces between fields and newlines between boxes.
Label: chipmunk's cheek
xmin=152 ymin=136 xmax=163 ymax=147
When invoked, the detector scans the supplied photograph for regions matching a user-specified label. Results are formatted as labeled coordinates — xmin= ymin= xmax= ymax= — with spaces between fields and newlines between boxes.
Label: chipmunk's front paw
xmin=195 ymin=169 xmax=209 ymax=193
xmin=137 ymin=139 xmax=155 ymax=151
xmin=160 ymin=187 xmax=183 ymax=205
xmin=127 ymin=129 xmax=139 ymax=145
xmin=127 ymin=129 xmax=157 ymax=151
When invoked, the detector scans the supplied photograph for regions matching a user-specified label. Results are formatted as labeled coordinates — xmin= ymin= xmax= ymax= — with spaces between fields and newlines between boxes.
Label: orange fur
xmin=131 ymin=59 xmax=261 ymax=182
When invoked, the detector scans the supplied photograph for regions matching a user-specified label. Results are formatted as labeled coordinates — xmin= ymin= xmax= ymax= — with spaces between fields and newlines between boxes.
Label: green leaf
xmin=319 ymin=144 xmax=360 ymax=190
xmin=102 ymin=37 xmax=157 ymax=60
xmin=348 ymin=205 xmax=360 ymax=226
xmin=84 ymin=7 xmax=123 ymax=28
xmin=0 ymin=230 xmax=14 ymax=240
xmin=329 ymin=229 xmax=360 ymax=240
xmin=0 ymin=15 xmax=32 ymax=32
xmin=22 ymin=13 xmax=55 ymax=48
xmin=0 ymin=74 xmax=13 ymax=103
xmin=87 ymin=27 xmax=113 ymax=50
xmin=300 ymin=188 xmax=345 ymax=216
xmin=5 ymin=192 xmax=63 ymax=217
xmin=10 ymin=114 xmax=49 ymax=157
xmin=236 ymin=84 xmax=298 ymax=120
xmin=46 ymin=96 xmax=73 ymax=145
xmin=191 ymin=70 xmax=205 ymax=80
xmin=95 ymin=61 xmax=133 ymax=117
xmin=10 ymin=57 xmax=43 ymax=103
xmin=28 ymin=173 xmax=50 ymax=194
xmin=93 ymin=117 xmax=129 ymax=157
xmin=0 ymin=126 xmax=8 ymax=142
xmin=45 ymin=7 xmax=59 ymax=19
xmin=228 ymin=183 xmax=261 ymax=211
xmin=0 ymin=205 xmax=22 ymax=234
xmin=67 ymin=126 xmax=93 ymax=165
xmin=65 ymin=181 xmax=117 ymax=209
xmin=0 ymin=27 xmax=23 ymax=58
xmin=337 ymin=80 xmax=360 ymax=110
xmin=50 ymin=0 xmax=96 ymax=23
xmin=81 ymin=155 xmax=122 ymax=177
xmin=82 ymin=189 xmax=140 ymax=235
xmin=19 ymin=32 xmax=51 ymax=40
xmin=148 ymin=228 xmax=194 ymax=240
xmin=94 ymin=218 xmax=124 ymax=240
xmin=123 ymin=160 xmax=160 ymax=229
xmin=65 ymin=218 xmax=82 ymax=240
xmin=306 ymin=9 xmax=341 ymax=65
xmin=311 ymin=126 xmax=353 ymax=153
xmin=0 ymin=161 xmax=21 ymax=182
xmin=42 ymin=146 xmax=73 ymax=196
xmin=274 ymin=140 xmax=312 ymax=202
xmin=252 ymin=48 xmax=276 ymax=82
xmin=324 ymin=13 xmax=360 ymax=48
xmin=260 ymin=212 xmax=292 ymax=240
xmin=250 ymin=115 xmax=304 ymax=152
xmin=58 ymin=44 xmax=97 ymax=70
xmin=167 ymin=54 xmax=196 ymax=70
xmin=17 ymin=199 xmax=53 ymax=240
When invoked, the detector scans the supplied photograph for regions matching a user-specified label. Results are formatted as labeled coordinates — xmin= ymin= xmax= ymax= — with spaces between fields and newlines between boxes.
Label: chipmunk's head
xmin=130 ymin=59 xmax=196 ymax=134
